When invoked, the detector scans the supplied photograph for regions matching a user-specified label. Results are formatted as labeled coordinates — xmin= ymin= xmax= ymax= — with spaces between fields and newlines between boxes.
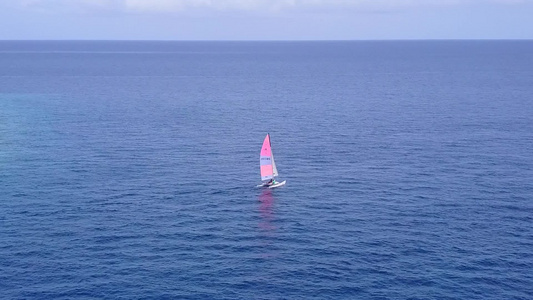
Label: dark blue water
xmin=1 ymin=41 xmax=532 ymax=299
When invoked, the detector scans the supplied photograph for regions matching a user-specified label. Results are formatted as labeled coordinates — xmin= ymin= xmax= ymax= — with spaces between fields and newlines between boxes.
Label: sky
xmin=0 ymin=0 xmax=532 ymax=40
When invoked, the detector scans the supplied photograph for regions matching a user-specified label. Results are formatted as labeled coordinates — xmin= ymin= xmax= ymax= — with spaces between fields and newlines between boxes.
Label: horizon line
xmin=1 ymin=38 xmax=532 ymax=42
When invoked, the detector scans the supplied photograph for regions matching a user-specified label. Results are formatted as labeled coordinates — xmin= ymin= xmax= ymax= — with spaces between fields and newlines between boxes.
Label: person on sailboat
xmin=266 ymin=178 xmax=278 ymax=186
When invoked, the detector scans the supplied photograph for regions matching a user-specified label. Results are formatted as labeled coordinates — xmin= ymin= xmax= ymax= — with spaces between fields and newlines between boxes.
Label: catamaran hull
xmin=268 ymin=180 xmax=286 ymax=189
xmin=257 ymin=180 xmax=287 ymax=188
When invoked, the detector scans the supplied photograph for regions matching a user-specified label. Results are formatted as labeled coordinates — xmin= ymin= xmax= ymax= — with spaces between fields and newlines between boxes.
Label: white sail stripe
xmin=271 ymin=153 xmax=278 ymax=177
xmin=260 ymin=156 xmax=272 ymax=166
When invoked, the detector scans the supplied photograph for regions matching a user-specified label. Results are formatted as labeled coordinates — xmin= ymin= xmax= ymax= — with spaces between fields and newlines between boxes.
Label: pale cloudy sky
xmin=0 ymin=0 xmax=531 ymax=40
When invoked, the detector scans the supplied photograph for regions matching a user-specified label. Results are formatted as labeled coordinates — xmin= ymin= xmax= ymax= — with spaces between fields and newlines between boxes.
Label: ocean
xmin=1 ymin=40 xmax=532 ymax=299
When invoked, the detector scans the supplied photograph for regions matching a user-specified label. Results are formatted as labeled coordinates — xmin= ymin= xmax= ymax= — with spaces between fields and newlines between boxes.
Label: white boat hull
xmin=268 ymin=180 xmax=286 ymax=189
xmin=257 ymin=180 xmax=287 ymax=188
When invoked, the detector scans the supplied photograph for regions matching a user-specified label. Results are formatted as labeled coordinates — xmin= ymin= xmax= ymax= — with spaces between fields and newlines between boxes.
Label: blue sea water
xmin=1 ymin=40 xmax=532 ymax=299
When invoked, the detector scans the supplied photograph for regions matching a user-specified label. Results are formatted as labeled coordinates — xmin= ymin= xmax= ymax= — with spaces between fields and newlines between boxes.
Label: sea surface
xmin=1 ymin=40 xmax=532 ymax=299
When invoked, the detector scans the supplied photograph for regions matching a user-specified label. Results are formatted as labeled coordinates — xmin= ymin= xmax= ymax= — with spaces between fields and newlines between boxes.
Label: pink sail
xmin=260 ymin=134 xmax=273 ymax=181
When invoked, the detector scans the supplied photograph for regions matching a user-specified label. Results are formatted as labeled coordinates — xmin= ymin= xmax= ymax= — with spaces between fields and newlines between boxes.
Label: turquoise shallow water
xmin=1 ymin=41 xmax=532 ymax=299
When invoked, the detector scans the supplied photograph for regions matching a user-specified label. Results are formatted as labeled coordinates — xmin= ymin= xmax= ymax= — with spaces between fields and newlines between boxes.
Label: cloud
xmin=5 ymin=0 xmax=531 ymax=14
xmin=122 ymin=0 xmax=458 ymax=13
xmin=9 ymin=0 xmax=122 ymax=14
xmin=121 ymin=0 xmax=319 ymax=13
xmin=121 ymin=0 xmax=533 ymax=12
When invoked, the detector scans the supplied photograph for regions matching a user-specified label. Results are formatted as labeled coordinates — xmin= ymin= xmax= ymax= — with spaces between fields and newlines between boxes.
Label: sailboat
xmin=258 ymin=133 xmax=286 ymax=188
